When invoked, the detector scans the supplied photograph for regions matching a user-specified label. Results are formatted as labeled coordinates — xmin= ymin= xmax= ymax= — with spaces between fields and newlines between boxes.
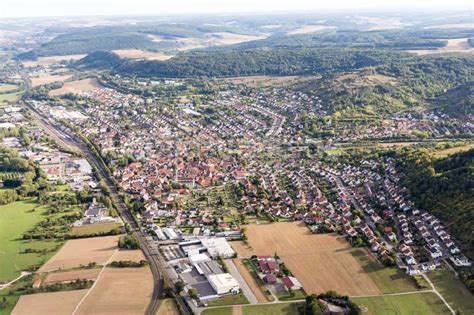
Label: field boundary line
xmin=351 ymin=289 xmax=433 ymax=298
xmin=422 ymin=274 xmax=455 ymax=314
xmin=71 ymin=248 xmax=118 ymax=315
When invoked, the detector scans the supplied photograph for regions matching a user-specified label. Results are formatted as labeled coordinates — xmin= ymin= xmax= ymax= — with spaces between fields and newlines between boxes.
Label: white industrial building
xmin=200 ymin=237 xmax=235 ymax=258
xmin=207 ymin=273 xmax=240 ymax=295
xmin=163 ymin=227 xmax=178 ymax=239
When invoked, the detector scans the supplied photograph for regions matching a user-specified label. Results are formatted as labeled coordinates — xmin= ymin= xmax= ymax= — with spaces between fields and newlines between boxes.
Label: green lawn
xmin=206 ymin=293 xmax=249 ymax=307
xmin=66 ymin=222 xmax=122 ymax=237
xmin=353 ymin=292 xmax=450 ymax=315
xmin=201 ymin=307 xmax=232 ymax=315
xmin=243 ymin=302 xmax=302 ymax=315
xmin=276 ymin=289 xmax=306 ymax=301
xmin=428 ymin=268 xmax=474 ymax=314
xmin=350 ymin=248 xmax=418 ymax=293
xmin=202 ymin=303 xmax=303 ymax=315
xmin=0 ymin=91 xmax=21 ymax=105
xmin=0 ymin=200 xmax=62 ymax=282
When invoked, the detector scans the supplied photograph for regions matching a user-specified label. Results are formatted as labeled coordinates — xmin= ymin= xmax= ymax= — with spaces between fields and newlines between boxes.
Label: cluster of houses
xmin=253 ymin=255 xmax=303 ymax=293
xmin=29 ymin=74 xmax=471 ymax=283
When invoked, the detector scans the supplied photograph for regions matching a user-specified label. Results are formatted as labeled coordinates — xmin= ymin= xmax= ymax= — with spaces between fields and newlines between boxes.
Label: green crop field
xmin=66 ymin=222 xmax=122 ymax=237
xmin=0 ymin=91 xmax=21 ymax=105
xmin=350 ymin=248 xmax=418 ymax=294
xmin=0 ymin=200 xmax=62 ymax=282
xmin=354 ymin=292 xmax=451 ymax=314
xmin=428 ymin=268 xmax=474 ymax=314
xmin=206 ymin=293 xmax=249 ymax=307
xmin=202 ymin=308 xmax=232 ymax=315
xmin=243 ymin=302 xmax=302 ymax=315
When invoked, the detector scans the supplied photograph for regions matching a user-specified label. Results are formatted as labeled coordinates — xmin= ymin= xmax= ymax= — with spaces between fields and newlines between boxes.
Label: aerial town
xmin=0 ymin=6 xmax=473 ymax=315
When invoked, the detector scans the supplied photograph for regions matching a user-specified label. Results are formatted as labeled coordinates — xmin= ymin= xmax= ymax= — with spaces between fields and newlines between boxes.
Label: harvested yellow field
xmin=232 ymin=222 xmax=380 ymax=296
xmin=12 ymin=289 xmax=89 ymax=315
xmin=39 ymin=235 xmax=121 ymax=272
xmin=287 ymin=25 xmax=336 ymax=35
xmin=233 ymin=259 xmax=269 ymax=303
xmin=226 ymin=75 xmax=299 ymax=87
xmin=49 ymin=78 xmax=101 ymax=96
xmin=75 ymin=267 xmax=153 ymax=315
xmin=22 ymin=54 xmax=86 ymax=67
xmin=210 ymin=32 xmax=266 ymax=45
xmin=112 ymin=49 xmax=174 ymax=61
xmin=110 ymin=249 xmax=146 ymax=262
xmin=31 ymin=73 xmax=72 ymax=87
xmin=432 ymin=143 xmax=474 ymax=158
xmin=43 ymin=268 xmax=101 ymax=285
xmin=408 ymin=38 xmax=474 ymax=55
xmin=156 ymin=299 xmax=179 ymax=315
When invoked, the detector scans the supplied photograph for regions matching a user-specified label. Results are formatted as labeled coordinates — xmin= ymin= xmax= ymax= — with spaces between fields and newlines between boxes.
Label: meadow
xmin=0 ymin=200 xmax=62 ymax=283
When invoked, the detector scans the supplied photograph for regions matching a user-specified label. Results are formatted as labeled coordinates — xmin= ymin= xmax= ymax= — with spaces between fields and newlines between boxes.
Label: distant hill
xmin=75 ymin=47 xmax=407 ymax=77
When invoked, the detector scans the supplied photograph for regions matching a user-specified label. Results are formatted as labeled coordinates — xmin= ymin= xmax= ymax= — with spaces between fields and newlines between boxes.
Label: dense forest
xmin=206 ymin=28 xmax=474 ymax=51
xmin=76 ymin=48 xmax=409 ymax=77
xmin=396 ymin=149 xmax=474 ymax=257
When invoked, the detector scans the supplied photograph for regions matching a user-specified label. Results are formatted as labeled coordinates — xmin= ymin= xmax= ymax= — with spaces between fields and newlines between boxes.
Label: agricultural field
xmin=0 ymin=200 xmax=62 ymax=283
xmin=242 ymin=302 xmax=302 ymax=315
xmin=48 ymin=78 xmax=101 ymax=96
xmin=11 ymin=289 xmax=89 ymax=315
xmin=432 ymin=143 xmax=474 ymax=158
xmin=349 ymin=248 xmax=418 ymax=294
xmin=22 ymin=54 xmax=86 ymax=67
xmin=112 ymin=49 xmax=174 ymax=61
xmin=156 ymin=298 xmax=179 ymax=315
xmin=42 ymin=268 xmax=101 ymax=285
xmin=428 ymin=268 xmax=474 ymax=314
xmin=232 ymin=222 xmax=417 ymax=296
xmin=110 ymin=249 xmax=145 ymax=262
xmin=0 ymin=91 xmax=21 ymax=105
xmin=66 ymin=222 xmax=122 ymax=237
xmin=225 ymin=76 xmax=299 ymax=88
xmin=353 ymin=292 xmax=451 ymax=314
xmin=408 ymin=38 xmax=474 ymax=55
xmin=202 ymin=308 xmax=232 ymax=315
xmin=0 ymin=83 xmax=19 ymax=92
xmin=74 ymin=266 xmax=153 ymax=315
xmin=287 ymin=25 xmax=336 ymax=35
xmin=30 ymin=73 xmax=72 ymax=87
xmin=38 ymin=235 xmax=121 ymax=272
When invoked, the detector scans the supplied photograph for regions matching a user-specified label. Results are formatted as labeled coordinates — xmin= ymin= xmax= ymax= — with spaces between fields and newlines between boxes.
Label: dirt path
xmin=70 ymin=249 xmax=118 ymax=315
xmin=422 ymin=274 xmax=455 ymax=314
xmin=0 ymin=272 xmax=31 ymax=290
xmin=232 ymin=305 xmax=242 ymax=315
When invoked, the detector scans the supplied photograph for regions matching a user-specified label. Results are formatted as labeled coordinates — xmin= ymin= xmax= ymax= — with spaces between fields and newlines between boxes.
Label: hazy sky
xmin=1 ymin=0 xmax=472 ymax=18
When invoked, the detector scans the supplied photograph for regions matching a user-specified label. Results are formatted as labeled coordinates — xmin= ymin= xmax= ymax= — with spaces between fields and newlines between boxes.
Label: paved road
xmin=225 ymin=259 xmax=258 ymax=305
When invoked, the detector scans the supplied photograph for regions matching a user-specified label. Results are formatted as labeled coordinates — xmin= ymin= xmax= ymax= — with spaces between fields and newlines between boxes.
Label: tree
xmin=188 ymin=288 xmax=198 ymax=299
xmin=174 ymin=281 xmax=185 ymax=293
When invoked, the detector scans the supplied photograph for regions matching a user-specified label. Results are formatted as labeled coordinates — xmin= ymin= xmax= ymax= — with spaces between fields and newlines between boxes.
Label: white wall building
xmin=201 ymin=237 xmax=235 ymax=258
xmin=207 ymin=273 xmax=239 ymax=295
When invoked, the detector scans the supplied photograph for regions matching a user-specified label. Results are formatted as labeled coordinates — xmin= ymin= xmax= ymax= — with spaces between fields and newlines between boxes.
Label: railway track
xmin=25 ymin=102 xmax=167 ymax=315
